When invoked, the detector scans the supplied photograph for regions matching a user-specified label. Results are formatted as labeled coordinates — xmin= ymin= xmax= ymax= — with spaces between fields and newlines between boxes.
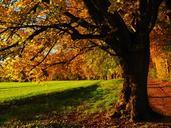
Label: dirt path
xmin=148 ymin=80 xmax=171 ymax=116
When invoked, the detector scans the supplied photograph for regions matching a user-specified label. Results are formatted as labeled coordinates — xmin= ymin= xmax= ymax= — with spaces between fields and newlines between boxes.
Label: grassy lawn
xmin=0 ymin=80 xmax=101 ymax=103
xmin=0 ymin=79 xmax=123 ymax=127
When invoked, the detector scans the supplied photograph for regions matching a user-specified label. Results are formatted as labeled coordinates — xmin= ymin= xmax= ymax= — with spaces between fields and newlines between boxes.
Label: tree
xmin=0 ymin=0 xmax=169 ymax=121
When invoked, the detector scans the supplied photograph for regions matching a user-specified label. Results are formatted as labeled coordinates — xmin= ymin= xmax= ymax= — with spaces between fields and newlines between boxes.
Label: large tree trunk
xmin=114 ymin=34 xmax=161 ymax=121
xmin=125 ymin=50 xmax=151 ymax=121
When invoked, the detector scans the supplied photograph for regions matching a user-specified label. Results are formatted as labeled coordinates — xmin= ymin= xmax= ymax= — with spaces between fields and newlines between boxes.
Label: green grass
xmin=0 ymin=79 xmax=123 ymax=127
xmin=0 ymin=80 xmax=100 ymax=103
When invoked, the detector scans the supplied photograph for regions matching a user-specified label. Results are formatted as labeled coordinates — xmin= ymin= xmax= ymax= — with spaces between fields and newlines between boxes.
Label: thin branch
xmin=0 ymin=28 xmax=8 ymax=34
xmin=89 ymin=40 xmax=117 ymax=56
xmin=30 ymin=45 xmax=47 ymax=61
xmin=44 ymin=45 xmax=96 ymax=69
xmin=0 ymin=42 xmax=19 ymax=52
xmin=30 ymin=41 xmax=57 ymax=71
xmin=19 ymin=27 xmax=48 ymax=56
xmin=30 ymin=31 xmax=64 ymax=61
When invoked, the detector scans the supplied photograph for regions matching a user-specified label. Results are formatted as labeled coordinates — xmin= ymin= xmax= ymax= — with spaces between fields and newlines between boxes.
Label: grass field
xmin=0 ymin=80 xmax=101 ymax=103
xmin=0 ymin=79 xmax=123 ymax=127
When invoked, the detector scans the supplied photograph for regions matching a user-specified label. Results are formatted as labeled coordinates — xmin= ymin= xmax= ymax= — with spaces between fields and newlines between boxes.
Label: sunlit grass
xmin=0 ymin=79 xmax=123 ymax=127
xmin=0 ymin=80 xmax=100 ymax=103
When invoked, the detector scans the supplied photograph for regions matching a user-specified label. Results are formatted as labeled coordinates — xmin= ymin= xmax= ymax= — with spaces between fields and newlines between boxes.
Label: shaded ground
xmin=0 ymin=80 xmax=171 ymax=128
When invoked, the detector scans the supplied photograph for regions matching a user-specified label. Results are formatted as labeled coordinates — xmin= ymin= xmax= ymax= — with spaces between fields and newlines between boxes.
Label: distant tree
xmin=0 ymin=0 xmax=170 ymax=121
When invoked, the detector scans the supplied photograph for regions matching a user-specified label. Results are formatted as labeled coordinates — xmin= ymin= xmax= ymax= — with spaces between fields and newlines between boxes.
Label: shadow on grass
xmin=0 ymin=84 xmax=99 ymax=126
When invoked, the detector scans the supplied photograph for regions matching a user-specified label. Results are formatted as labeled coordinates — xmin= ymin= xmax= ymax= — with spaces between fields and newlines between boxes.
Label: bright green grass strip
xmin=0 ymin=80 xmax=100 ymax=103
xmin=0 ymin=79 xmax=123 ymax=126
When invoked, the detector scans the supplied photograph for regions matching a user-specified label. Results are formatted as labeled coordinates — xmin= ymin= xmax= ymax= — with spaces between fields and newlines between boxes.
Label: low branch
xmin=3 ymin=22 xmax=101 ymax=41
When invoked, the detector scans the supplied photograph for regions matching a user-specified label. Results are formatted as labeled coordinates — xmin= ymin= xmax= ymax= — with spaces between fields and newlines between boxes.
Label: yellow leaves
xmin=38 ymin=11 xmax=46 ymax=17
xmin=152 ymin=55 xmax=170 ymax=80
xmin=0 ymin=5 xmax=7 ymax=16
xmin=15 ymin=2 xmax=24 ymax=7
xmin=79 ymin=9 xmax=88 ymax=18
xmin=116 ymin=0 xmax=124 ymax=4
xmin=0 ymin=0 xmax=121 ymax=81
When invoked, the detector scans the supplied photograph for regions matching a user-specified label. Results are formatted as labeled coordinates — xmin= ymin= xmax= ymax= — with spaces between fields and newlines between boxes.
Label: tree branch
xmin=64 ymin=12 xmax=97 ymax=30
xmin=89 ymin=40 xmax=117 ymax=56
xmin=148 ymin=0 xmax=163 ymax=32
xmin=137 ymin=0 xmax=163 ymax=33
xmin=0 ymin=42 xmax=19 ymax=52
xmin=44 ymin=45 xmax=96 ymax=69
xmin=30 ymin=41 xmax=57 ymax=71
xmin=83 ymin=0 xmax=110 ymax=24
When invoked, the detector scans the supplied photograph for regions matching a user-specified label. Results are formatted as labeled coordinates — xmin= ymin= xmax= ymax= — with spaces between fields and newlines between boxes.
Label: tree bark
xmin=125 ymin=49 xmax=151 ymax=121
xmin=114 ymin=34 xmax=161 ymax=121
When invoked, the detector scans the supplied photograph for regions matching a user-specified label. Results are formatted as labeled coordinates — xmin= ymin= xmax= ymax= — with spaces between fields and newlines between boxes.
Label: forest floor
xmin=0 ymin=79 xmax=171 ymax=128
